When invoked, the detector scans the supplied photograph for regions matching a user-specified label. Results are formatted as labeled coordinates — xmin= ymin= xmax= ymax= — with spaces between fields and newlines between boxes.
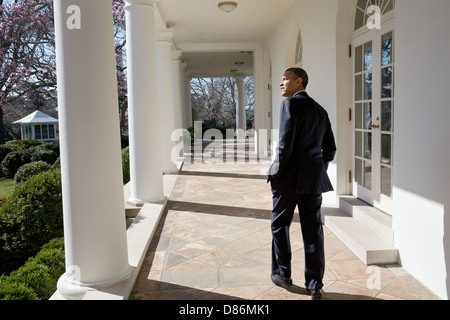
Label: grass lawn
xmin=0 ymin=178 xmax=14 ymax=197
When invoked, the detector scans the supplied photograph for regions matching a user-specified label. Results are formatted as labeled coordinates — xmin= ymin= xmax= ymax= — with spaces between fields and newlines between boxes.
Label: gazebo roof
xmin=13 ymin=110 xmax=58 ymax=125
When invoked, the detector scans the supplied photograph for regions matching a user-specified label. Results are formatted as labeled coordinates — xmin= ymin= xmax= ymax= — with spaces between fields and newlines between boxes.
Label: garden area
xmin=0 ymin=139 xmax=64 ymax=299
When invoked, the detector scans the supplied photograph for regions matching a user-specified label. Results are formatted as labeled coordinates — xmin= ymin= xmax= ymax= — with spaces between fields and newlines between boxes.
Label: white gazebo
xmin=13 ymin=110 xmax=58 ymax=141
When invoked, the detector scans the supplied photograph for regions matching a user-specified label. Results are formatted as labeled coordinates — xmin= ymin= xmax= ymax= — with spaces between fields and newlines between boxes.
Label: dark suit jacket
xmin=267 ymin=91 xmax=337 ymax=195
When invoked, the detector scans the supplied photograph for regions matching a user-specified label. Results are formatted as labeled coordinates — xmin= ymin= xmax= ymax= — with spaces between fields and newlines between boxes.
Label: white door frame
xmin=351 ymin=16 xmax=395 ymax=215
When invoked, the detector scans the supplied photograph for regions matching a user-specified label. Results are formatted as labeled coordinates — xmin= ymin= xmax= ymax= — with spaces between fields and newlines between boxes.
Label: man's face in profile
xmin=280 ymin=71 xmax=303 ymax=98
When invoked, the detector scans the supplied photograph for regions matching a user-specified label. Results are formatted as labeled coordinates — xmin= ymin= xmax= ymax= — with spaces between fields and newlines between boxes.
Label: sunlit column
xmin=172 ymin=50 xmax=183 ymax=131
xmin=125 ymin=0 xmax=165 ymax=203
xmin=53 ymin=0 xmax=131 ymax=299
xmin=235 ymin=76 xmax=246 ymax=138
xmin=184 ymin=76 xmax=193 ymax=129
xmin=156 ymin=29 xmax=177 ymax=173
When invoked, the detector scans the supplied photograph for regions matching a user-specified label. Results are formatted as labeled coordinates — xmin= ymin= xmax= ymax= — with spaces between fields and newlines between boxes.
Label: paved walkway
xmin=130 ymin=139 xmax=440 ymax=300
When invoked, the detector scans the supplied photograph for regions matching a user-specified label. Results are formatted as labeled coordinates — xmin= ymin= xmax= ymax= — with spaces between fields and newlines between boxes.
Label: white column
xmin=54 ymin=0 xmax=131 ymax=299
xmin=235 ymin=76 xmax=246 ymax=138
xmin=156 ymin=29 xmax=177 ymax=173
xmin=179 ymin=63 xmax=187 ymax=129
xmin=184 ymin=76 xmax=193 ymax=129
xmin=125 ymin=0 xmax=165 ymax=203
xmin=172 ymin=50 xmax=183 ymax=131
xmin=253 ymin=46 xmax=267 ymax=155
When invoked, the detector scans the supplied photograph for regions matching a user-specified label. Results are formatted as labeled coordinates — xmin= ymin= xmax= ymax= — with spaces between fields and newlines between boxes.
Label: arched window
xmin=354 ymin=0 xmax=395 ymax=31
xmin=294 ymin=30 xmax=303 ymax=66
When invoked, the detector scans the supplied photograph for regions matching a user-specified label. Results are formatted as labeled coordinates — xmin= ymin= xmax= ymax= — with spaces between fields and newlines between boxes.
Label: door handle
xmin=369 ymin=124 xmax=380 ymax=129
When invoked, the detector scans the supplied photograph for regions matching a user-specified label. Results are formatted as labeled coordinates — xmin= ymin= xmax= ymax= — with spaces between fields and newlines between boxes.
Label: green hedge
xmin=0 ymin=237 xmax=65 ymax=300
xmin=0 ymin=168 xmax=63 ymax=269
xmin=14 ymin=161 xmax=52 ymax=185
xmin=0 ymin=140 xmax=59 ymax=178
xmin=122 ymin=146 xmax=130 ymax=184
xmin=0 ymin=150 xmax=32 ymax=178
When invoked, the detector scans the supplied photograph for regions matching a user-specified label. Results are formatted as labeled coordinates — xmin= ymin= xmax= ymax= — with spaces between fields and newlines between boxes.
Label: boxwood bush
xmin=0 ymin=140 xmax=59 ymax=178
xmin=29 ymin=147 xmax=58 ymax=165
xmin=6 ymin=139 xmax=42 ymax=150
xmin=0 ymin=149 xmax=32 ymax=178
xmin=0 ymin=237 xmax=65 ymax=300
xmin=0 ymin=145 xmax=16 ymax=171
xmin=14 ymin=161 xmax=52 ymax=185
xmin=0 ymin=168 xmax=63 ymax=269
xmin=122 ymin=146 xmax=130 ymax=184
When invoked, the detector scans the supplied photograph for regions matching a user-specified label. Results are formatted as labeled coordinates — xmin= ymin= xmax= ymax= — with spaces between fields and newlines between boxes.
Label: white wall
xmin=264 ymin=0 xmax=339 ymax=205
xmin=393 ymin=0 xmax=450 ymax=300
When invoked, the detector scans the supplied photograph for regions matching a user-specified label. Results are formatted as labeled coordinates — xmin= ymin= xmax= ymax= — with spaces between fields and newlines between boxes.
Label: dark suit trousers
xmin=270 ymin=173 xmax=325 ymax=290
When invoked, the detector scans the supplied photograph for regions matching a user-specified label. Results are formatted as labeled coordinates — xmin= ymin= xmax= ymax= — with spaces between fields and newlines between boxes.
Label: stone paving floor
xmin=129 ymin=139 xmax=440 ymax=300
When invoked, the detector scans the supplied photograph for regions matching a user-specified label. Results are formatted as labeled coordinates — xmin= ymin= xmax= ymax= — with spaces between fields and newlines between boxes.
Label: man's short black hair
xmin=285 ymin=67 xmax=309 ymax=88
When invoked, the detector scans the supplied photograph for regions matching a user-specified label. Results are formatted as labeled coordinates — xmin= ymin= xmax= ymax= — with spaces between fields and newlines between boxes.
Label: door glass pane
xmin=355 ymin=131 xmax=362 ymax=157
xmin=381 ymin=101 xmax=392 ymax=131
xmin=355 ymin=45 xmax=363 ymax=73
xmin=381 ymin=67 xmax=393 ymax=98
xmin=384 ymin=0 xmax=395 ymax=13
xmin=364 ymin=42 xmax=372 ymax=70
xmin=382 ymin=32 xmax=393 ymax=66
xmin=364 ymin=103 xmax=372 ymax=129
xmin=355 ymin=74 xmax=362 ymax=101
xmin=34 ymin=125 xmax=41 ymax=140
xmin=381 ymin=166 xmax=392 ymax=197
xmin=357 ymin=0 xmax=366 ymax=9
xmin=365 ymin=72 xmax=372 ymax=100
xmin=355 ymin=158 xmax=363 ymax=185
xmin=49 ymin=125 xmax=55 ymax=139
xmin=364 ymin=132 xmax=372 ymax=159
xmin=42 ymin=125 xmax=48 ymax=139
xmin=355 ymin=103 xmax=363 ymax=129
xmin=354 ymin=8 xmax=365 ymax=31
xmin=364 ymin=160 xmax=372 ymax=189
xmin=381 ymin=134 xmax=392 ymax=165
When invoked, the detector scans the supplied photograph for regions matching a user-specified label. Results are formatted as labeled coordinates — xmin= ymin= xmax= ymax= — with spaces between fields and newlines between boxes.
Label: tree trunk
xmin=0 ymin=108 xmax=6 ymax=145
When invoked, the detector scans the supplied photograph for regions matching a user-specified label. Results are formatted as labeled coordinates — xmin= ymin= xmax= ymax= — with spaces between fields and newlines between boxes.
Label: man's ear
xmin=297 ymin=77 xmax=304 ymax=88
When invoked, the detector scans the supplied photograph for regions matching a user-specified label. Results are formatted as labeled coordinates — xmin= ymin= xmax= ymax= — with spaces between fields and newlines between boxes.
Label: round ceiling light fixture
xmin=218 ymin=2 xmax=238 ymax=13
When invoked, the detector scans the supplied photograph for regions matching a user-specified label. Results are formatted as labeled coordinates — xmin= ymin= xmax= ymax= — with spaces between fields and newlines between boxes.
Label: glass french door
xmin=352 ymin=19 xmax=394 ymax=214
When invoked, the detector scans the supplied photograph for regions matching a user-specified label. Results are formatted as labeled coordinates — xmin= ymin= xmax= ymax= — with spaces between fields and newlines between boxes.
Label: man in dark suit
xmin=267 ymin=68 xmax=336 ymax=300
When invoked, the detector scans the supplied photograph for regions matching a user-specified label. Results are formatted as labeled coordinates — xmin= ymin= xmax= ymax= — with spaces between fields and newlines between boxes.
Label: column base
xmin=56 ymin=266 xmax=133 ymax=300
xmin=127 ymin=196 xmax=167 ymax=207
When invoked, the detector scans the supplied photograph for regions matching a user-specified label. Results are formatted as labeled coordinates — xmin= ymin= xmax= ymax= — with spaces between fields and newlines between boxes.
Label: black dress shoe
xmin=309 ymin=289 xmax=322 ymax=300
xmin=271 ymin=274 xmax=293 ymax=288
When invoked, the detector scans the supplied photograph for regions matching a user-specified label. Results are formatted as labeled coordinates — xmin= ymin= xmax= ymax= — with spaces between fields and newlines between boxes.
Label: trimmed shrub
xmin=14 ymin=161 xmax=52 ymax=185
xmin=0 ymin=196 xmax=8 ymax=208
xmin=0 ymin=237 xmax=65 ymax=300
xmin=52 ymin=157 xmax=60 ymax=169
xmin=0 ymin=149 xmax=32 ymax=178
xmin=38 ymin=141 xmax=60 ymax=155
xmin=0 ymin=140 xmax=59 ymax=178
xmin=0 ymin=168 xmax=63 ymax=269
xmin=122 ymin=146 xmax=130 ymax=184
xmin=0 ymin=279 xmax=38 ymax=300
xmin=6 ymin=139 xmax=41 ymax=150
xmin=0 ymin=145 xmax=16 ymax=169
xmin=6 ymin=260 xmax=55 ymax=299
xmin=33 ymin=238 xmax=65 ymax=280
xmin=29 ymin=148 xmax=58 ymax=165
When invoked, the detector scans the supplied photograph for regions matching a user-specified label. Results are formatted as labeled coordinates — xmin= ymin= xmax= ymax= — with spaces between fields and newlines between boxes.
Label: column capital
xmin=156 ymin=28 xmax=174 ymax=42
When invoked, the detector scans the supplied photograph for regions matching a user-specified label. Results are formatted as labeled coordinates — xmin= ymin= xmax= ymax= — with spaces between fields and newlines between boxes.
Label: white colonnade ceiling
xmin=155 ymin=0 xmax=295 ymax=78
